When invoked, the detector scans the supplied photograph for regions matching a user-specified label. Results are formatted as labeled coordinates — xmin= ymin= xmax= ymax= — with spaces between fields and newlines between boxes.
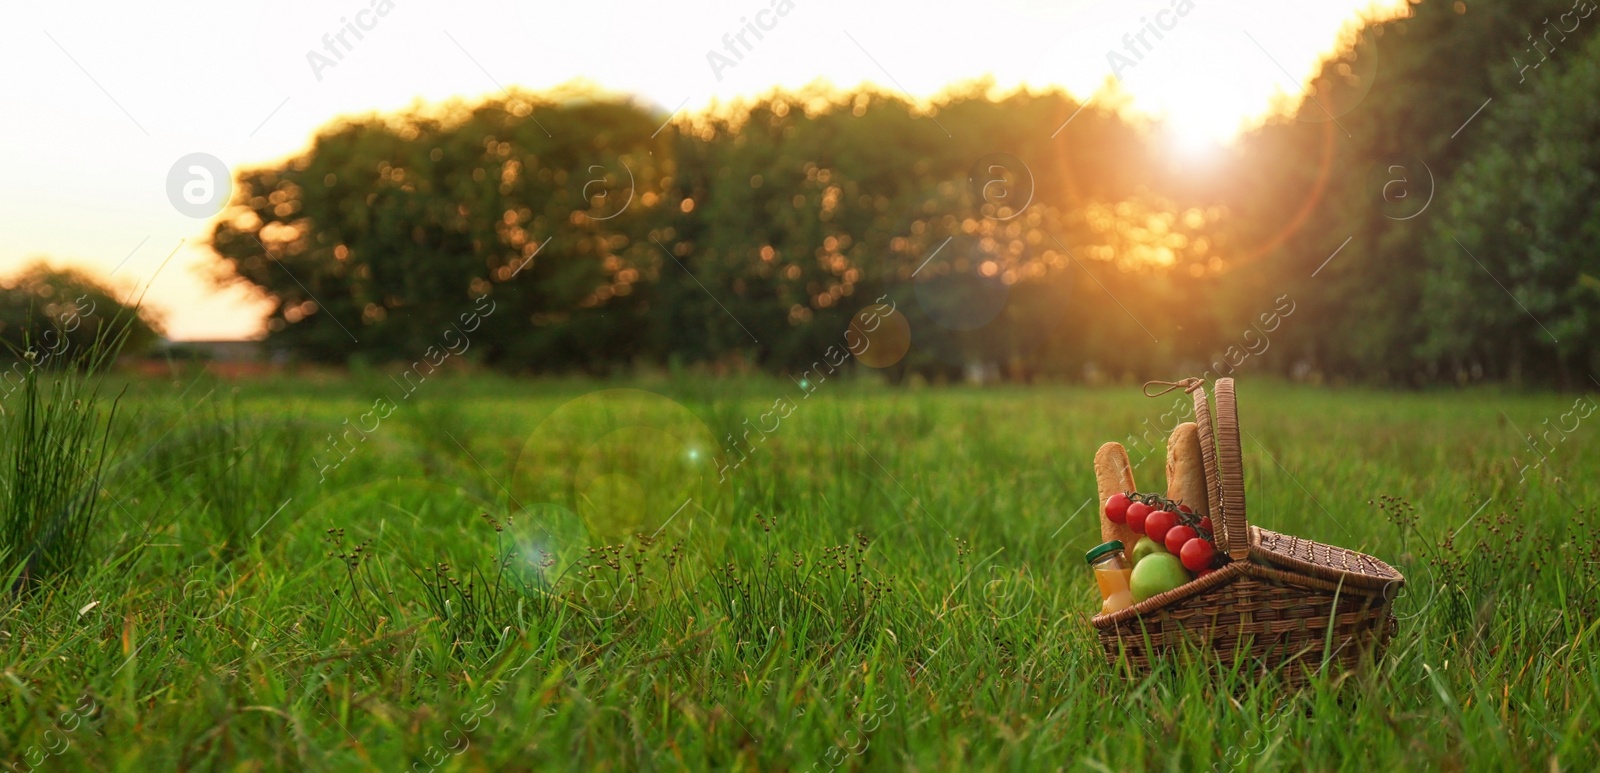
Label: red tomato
xmin=1104 ymin=493 xmax=1131 ymax=524
xmin=1125 ymin=502 xmax=1152 ymax=534
xmin=1195 ymin=568 xmax=1215 ymax=579
xmin=1178 ymin=504 xmax=1193 ymax=515
xmin=1181 ymin=538 xmax=1216 ymax=572
xmin=1164 ymin=525 xmax=1197 ymax=554
xmin=1197 ymin=516 xmax=1213 ymax=534
xmin=1144 ymin=510 xmax=1177 ymax=544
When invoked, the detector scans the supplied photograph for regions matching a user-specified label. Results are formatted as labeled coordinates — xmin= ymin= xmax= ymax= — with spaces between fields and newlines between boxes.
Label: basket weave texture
xmin=1091 ymin=378 xmax=1403 ymax=684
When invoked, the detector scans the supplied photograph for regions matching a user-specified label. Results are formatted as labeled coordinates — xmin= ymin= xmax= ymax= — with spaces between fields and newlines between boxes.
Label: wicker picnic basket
xmin=1090 ymin=377 xmax=1404 ymax=686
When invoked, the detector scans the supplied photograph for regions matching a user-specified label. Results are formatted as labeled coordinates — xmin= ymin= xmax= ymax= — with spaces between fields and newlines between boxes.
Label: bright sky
xmin=0 ymin=0 xmax=1400 ymax=340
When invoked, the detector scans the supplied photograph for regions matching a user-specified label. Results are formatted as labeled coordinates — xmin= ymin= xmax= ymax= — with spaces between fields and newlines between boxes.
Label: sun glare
xmin=1163 ymin=119 xmax=1224 ymax=159
xmin=1026 ymin=0 xmax=1404 ymax=146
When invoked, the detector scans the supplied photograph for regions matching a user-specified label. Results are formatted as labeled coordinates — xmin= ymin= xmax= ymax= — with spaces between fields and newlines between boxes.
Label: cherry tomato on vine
xmin=1104 ymin=493 xmax=1131 ymax=525
xmin=1126 ymin=501 xmax=1152 ymax=534
xmin=1164 ymin=525 xmax=1197 ymax=554
xmin=1181 ymin=538 xmax=1216 ymax=572
xmin=1144 ymin=510 xmax=1178 ymax=544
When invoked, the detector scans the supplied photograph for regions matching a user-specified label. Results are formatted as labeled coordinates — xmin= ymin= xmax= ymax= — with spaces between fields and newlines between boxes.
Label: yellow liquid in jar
xmin=1096 ymin=567 xmax=1135 ymax=615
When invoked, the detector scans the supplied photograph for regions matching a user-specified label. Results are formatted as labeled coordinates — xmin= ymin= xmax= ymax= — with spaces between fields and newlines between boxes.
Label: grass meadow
xmin=1 ymin=372 xmax=1596 ymax=770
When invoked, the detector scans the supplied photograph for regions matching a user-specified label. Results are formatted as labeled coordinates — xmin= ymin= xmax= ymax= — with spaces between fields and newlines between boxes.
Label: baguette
xmin=1164 ymin=422 xmax=1211 ymax=519
xmin=1094 ymin=442 xmax=1139 ymax=547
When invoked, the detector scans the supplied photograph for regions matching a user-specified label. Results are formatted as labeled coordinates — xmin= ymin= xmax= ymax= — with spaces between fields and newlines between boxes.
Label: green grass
xmin=1 ymin=340 xmax=123 ymax=591
xmin=0 ymin=374 xmax=1595 ymax=770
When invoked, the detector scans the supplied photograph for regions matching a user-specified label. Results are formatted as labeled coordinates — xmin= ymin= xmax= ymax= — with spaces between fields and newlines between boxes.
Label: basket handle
xmin=1142 ymin=378 xmax=1202 ymax=398
xmin=1143 ymin=377 xmax=1250 ymax=560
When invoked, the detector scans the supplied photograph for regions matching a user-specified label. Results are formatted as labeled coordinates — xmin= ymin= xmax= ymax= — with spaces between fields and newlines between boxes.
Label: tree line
xmin=201 ymin=0 xmax=1599 ymax=387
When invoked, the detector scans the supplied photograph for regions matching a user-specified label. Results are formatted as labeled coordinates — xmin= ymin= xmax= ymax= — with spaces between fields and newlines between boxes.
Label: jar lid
xmin=1084 ymin=540 xmax=1124 ymax=564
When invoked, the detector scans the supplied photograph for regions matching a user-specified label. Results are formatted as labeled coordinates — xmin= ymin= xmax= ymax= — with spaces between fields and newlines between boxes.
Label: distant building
xmin=139 ymin=339 xmax=283 ymax=378
xmin=156 ymin=339 xmax=265 ymax=363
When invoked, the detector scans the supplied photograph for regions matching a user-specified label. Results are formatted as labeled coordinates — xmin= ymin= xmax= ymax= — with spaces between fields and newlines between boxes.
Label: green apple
xmin=1130 ymin=553 xmax=1191 ymax=602
xmin=1130 ymin=536 xmax=1166 ymax=567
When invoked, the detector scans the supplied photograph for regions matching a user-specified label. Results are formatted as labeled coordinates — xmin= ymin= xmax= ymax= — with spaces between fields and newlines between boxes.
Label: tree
xmin=0 ymin=262 xmax=163 ymax=364
xmin=210 ymin=92 xmax=671 ymax=371
xmin=1421 ymin=29 xmax=1600 ymax=384
xmin=1220 ymin=0 xmax=1596 ymax=384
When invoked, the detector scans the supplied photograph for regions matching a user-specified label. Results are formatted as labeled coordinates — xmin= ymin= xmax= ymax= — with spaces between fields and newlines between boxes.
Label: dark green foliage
xmin=0 ymin=263 xmax=163 ymax=360
xmin=1221 ymin=0 xmax=1600 ymax=385
xmin=1421 ymin=30 xmax=1600 ymax=382
xmin=208 ymin=86 xmax=1220 ymax=379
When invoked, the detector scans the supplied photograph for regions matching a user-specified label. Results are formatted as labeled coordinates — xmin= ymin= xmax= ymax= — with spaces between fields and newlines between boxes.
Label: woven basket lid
xmin=1212 ymin=379 xmax=1251 ymax=560
xmin=1251 ymin=527 xmax=1405 ymax=589
xmin=1188 ymin=383 xmax=1226 ymax=552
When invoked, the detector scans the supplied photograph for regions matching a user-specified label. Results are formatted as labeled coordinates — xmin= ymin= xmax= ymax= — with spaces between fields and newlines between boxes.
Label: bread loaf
xmin=1164 ymin=422 xmax=1210 ymax=519
xmin=1094 ymin=442 xmax=1139 ymax=547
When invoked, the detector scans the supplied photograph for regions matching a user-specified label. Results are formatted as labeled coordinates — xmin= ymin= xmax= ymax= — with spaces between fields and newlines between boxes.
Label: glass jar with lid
xmin=1086 ymin=540 xmax=1135 ymax=615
